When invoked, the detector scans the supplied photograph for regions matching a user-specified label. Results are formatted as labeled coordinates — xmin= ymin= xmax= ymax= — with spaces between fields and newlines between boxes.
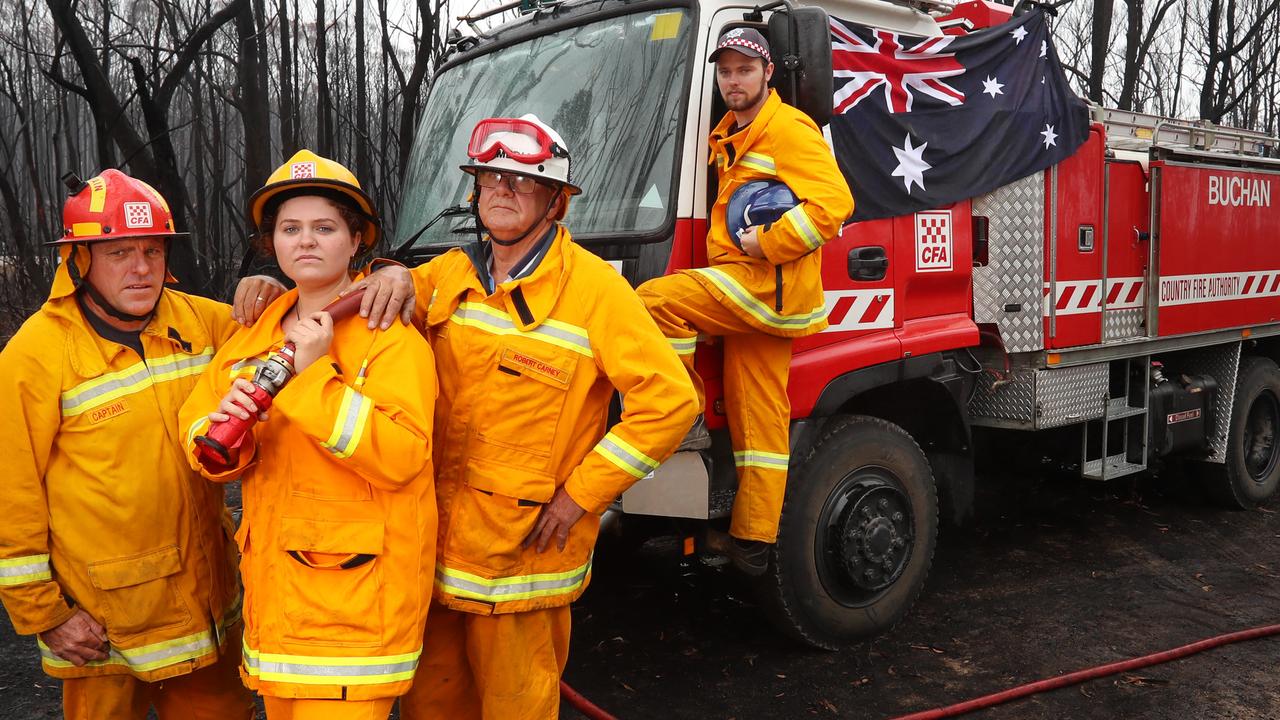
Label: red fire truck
xmin=396 ymin=0 xmax=1280 ymax=648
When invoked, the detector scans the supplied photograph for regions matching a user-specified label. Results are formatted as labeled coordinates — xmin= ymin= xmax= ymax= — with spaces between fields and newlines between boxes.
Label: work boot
xmin=704 ymin=529 xmax=771 ymax=577
xmin=677 ymin=415 xmax=711 ymax=452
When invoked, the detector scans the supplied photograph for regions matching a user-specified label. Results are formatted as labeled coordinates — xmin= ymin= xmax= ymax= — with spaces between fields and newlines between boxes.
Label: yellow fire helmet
xmin=249 ymin=149 xmax=379 ymax=249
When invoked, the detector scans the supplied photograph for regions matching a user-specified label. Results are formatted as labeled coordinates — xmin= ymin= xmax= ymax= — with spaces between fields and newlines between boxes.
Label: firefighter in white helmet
xmin=235 ymin=114 xmax=698 ymax=719
xmin=0 ymin=169 xmax=253 ymax=719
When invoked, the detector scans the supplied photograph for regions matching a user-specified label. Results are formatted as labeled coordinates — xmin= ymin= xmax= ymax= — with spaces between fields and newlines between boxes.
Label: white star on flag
xmin=891 ymin=135 xmax=931 ymax=193
xmin=1040 ymin=40 xmax=1047 ymax=58
xmin=982 ymin=76 xmax=1004 ymax=98
xmin=1041 ymin=124 xmax=1058 ymax=149
xmin=1011 ymin=26 xmax=1028 ymax=44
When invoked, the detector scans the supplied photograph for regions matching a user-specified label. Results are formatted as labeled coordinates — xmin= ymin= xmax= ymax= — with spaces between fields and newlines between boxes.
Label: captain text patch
xmin=88 ymin=400 xmax=129 ymax=424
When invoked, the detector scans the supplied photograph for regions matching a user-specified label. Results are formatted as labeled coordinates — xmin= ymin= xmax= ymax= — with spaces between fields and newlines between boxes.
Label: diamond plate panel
xmin=969 ymin=369 xmax=1037 ymax=427
xmin=1035 ymin=363 xmax=1110 ymax=428
xmin=1169 ymin=343 xmax=1240 ymax=463
xmin=970 ymin=363 xmax=1109 ymax=429
xmin=1103 ymin=308 xmax=1146 ymax=341
xmin=972 ymin=172 xmax=1046 ymax=352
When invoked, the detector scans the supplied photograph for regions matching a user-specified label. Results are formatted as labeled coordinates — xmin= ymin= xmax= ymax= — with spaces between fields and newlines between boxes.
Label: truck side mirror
xmin=768 ymin=7 xmax=834 ymax=127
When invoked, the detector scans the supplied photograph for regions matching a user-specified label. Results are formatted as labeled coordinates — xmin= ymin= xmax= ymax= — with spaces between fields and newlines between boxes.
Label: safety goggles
xmin=475 ymin=170 xmax=543 ymax=195
xmin=467 ymin=118 xmax=568 ymax=164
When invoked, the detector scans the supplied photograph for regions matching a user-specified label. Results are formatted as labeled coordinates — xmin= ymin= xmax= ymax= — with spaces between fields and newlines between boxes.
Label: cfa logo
xmin=914 ymin=210 xmax=952 ymax=272
xmin=123 ymin=202 xmax=153 ymax=229
xmin=726 ymin=28 xmax=744 ymax=38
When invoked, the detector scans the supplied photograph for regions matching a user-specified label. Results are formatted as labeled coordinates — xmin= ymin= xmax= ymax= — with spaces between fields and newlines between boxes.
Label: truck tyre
xmin=1202 ymin=355 xmax=1280 ymax=509
xmin=759 ymin=415 xmax=937 ymax=650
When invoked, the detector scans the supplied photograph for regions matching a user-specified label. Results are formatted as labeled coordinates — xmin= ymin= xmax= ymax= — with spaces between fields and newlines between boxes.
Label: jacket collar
xmin=46 ymin=288 xmax=217 ymax=378
xmin=224 ymin=278 xmax=367 ymax=358
xmin=453 ymin=224 xmax=574 ymax=331
xmin=708 ymin=88 xmax=782 ymax=168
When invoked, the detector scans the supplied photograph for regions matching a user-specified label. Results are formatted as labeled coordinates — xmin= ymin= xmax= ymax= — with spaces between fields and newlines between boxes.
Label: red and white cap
xmin=708 ymin=27 xmax=772 ymax=64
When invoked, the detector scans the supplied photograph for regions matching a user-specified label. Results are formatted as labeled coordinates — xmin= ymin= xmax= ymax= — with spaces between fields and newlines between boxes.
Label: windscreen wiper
xmin=391 ymin=204 xmax=471 ymax=258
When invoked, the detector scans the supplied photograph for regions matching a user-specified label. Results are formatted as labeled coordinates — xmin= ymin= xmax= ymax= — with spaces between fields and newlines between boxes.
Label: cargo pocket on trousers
xmin=278 ymin=517 xmax=385 ymax=647
xmin=87 ymin=545 xmax=192 ymax=640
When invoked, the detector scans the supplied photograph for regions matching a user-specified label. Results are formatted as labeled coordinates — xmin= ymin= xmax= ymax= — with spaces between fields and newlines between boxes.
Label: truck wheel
xmin=1202 ymin=355 xmax=1280 ymax=509
xmin=759 ymin=415 xmax=938 ymax=649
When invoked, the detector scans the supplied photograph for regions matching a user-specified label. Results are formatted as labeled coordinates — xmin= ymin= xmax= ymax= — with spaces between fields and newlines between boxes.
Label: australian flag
xmin=830 ymin=9 xmax=1090 ymax=222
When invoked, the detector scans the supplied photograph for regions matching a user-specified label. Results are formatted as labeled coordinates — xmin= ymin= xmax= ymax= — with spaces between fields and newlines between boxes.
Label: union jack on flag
xmin=831 ymin=19 xmax=966 ymax=115
xmin=828 ymin=9 xmax=1090 ymax=222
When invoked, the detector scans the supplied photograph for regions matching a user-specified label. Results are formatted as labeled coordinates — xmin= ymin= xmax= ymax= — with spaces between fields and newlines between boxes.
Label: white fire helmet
xmin=461 ymin=114 xmax=582 ymax=195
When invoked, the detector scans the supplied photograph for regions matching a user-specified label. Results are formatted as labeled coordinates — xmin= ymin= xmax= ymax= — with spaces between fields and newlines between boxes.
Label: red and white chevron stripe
xmin=821 ymin=289 xmax=895 ymax=333
xmin=1042 ymin=277 xmax=1145 ymax=316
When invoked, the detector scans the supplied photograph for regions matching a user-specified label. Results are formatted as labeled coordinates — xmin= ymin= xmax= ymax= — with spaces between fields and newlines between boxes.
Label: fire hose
xmin=194 ymin=289 xmax=367 ymax=471
xmin=562 ymin=622 xmax=1280 ymax=720
xmin=561 ymin=680 xmax=619 ymax=720
xmin=891 ymin=623 xmax=1280 ymax=719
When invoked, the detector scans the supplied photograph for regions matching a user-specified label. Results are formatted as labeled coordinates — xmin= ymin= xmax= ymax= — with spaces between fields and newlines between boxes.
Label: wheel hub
xmin=832 ymin=484 xmax=911 ymax=593
xmin=1244 ymin=391 xmax=1279 ymax=482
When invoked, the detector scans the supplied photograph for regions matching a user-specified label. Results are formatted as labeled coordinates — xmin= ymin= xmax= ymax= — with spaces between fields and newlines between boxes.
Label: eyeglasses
xmin=475 ymin=170 xmax=542 ymax=195
xmin=467 ymin=117 xmax=568 ymax=164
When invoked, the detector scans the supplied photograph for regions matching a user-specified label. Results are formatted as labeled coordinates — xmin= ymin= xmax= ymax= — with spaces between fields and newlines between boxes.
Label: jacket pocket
xmin=277 ymin=517 xmax=385 ymax=647
xmin=471 ymin=343 xmax=576 ymax=471
xmin=774 ymin=264 xmax=783 ymax=312
xmin=87 ymin=545 xmax=192 ymax=639
xmin=465 ymin=455 xmax=557 ymax=505
xmin=443 ymin=481 xmax=543 ymax=577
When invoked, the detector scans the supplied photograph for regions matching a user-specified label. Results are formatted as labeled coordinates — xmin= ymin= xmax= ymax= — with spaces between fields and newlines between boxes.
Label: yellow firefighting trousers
xmin=262 ymin=696 xmax=396 ymax=719
xmin=61 ymin=623 xmax=253 ymax=720
xmin=639 ymin=271 xmax=794 ymax=542
xmin=399 ymin=603 xmax=571 ymax=720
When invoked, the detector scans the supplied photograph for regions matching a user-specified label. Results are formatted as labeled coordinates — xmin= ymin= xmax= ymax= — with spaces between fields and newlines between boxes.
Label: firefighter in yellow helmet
xmin=0 ymin=169 xmax=254 ymax=719
xmin=179 ymin=149 xmax=437 ymax=720
xmin=234 ymin=117 xmax=699 ymax=718
xmin=637 ymin=29 xmax=854 ymax=575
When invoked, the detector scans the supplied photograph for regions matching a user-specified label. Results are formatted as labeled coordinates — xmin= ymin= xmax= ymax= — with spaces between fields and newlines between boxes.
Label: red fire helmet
xmin=52 ymin=169 xmax=187 ymax=245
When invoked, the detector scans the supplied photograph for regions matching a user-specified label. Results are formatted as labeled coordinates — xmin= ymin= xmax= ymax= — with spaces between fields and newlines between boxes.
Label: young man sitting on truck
xmin=635 ymin=28 xmax=854 ymax=576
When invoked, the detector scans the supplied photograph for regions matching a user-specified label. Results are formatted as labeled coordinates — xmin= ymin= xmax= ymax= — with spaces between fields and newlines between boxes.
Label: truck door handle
xmin=848 ymin=246 xmax=888 ymax=281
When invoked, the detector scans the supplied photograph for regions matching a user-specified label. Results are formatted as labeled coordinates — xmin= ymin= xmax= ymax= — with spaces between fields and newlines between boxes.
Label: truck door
xmin=1102 ymin=159 xmax=1150 ymax=341
xmin=1045 ymin=125 xmax=1106 ymax=349
xmin=892 ymin=201 xmax=977 ymax=357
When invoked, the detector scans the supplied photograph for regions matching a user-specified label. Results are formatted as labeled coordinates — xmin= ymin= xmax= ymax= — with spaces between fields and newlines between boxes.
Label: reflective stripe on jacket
xmin=178 ymin=288 xmax=437 ymax=700
xmin=413 ymin=226 xmax=698 ymax=615
xmin=699 ymin=89 xmax=855 ymax=337
xmin=0 ymin=270 xmax=241 ymax=682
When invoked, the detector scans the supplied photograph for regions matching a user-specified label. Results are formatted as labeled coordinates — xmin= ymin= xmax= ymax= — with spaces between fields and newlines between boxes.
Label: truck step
xmin=1082 ymin=454 xmax=1147 ymax=481
xmin=1106 ymin=398 xmax=1147 ymax=420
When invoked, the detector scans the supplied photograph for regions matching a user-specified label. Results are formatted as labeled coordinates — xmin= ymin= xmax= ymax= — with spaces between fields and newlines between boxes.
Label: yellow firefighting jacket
xmin=698 ymin=89 xmax=855 ymax=338
xmin=412 ymin=225 xmax=697 ymax=615
xmin=178 ymin=288 xmax=437 ymax=700
xmin=0 ymin=264 xmax=240 ymax=682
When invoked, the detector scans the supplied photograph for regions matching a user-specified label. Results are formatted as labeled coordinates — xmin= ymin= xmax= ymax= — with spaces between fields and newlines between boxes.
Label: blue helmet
xmin=725 ymin=181 xmax=799 ymax=248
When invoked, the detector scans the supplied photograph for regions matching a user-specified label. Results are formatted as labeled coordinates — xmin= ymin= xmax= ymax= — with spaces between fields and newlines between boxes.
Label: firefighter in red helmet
xmin=0 ymin=169 xmax=253 ymax=720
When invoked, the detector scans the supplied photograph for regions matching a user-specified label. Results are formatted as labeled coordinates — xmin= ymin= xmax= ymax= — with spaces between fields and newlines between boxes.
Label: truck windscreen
xmin=397 ymin=8 xmax=692 ymax=250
